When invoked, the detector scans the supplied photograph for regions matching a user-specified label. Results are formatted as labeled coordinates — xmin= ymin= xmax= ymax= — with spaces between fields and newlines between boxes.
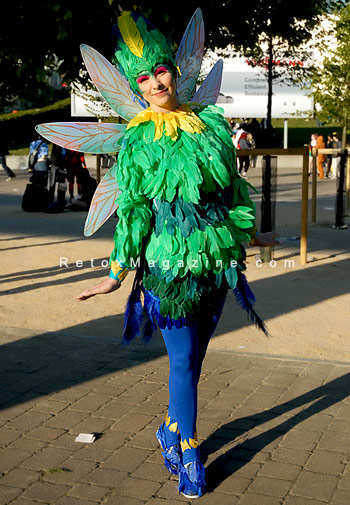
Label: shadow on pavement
xmin=0 ymin=322 xmax=165 ymax=410
xmin=203 ymin=372 xmax=350 ymax=492
xmin=0 ymin=255 xmax=349 ymax=410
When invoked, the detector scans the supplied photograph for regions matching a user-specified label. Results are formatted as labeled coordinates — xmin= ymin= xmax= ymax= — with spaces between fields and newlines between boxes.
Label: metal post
xmin=311 ymin=148 xmax=317 ymax=223
xmin=334 ymin=150 xmax=348 ymax=229
xmin=260 ymin=155 xmax=272 ymax=262
xmin=300 ymin=149 xmax=309 ymax=265
xmin=260 ymin=155 xmax=277 ymax=262
xmin=283 ymin=119 xmax=288 ymax=149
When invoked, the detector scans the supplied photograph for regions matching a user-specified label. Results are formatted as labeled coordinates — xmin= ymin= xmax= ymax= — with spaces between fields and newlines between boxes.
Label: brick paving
xmin=1 ymin=329 xmax=350 ymax=504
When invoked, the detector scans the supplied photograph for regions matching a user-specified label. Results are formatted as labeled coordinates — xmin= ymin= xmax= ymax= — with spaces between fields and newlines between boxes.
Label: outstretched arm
xmin=76 ymin=277 xmax=121 ymax=301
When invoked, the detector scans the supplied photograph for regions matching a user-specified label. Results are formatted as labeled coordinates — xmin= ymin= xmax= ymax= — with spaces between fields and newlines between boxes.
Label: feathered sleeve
xmin=109 ymin=136 xmax=152 ymax=272
xmin=199 ymin=105 xmax=257 ymax=241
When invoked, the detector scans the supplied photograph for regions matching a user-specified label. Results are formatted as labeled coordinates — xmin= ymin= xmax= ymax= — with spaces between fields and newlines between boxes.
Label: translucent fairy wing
xmin=191 ymin=59 xmax=224 ymax=106
xmin=36 ymin=122 xmax=126 ymax=154
xmin=80 ymin=44 xmax=147 ymax=121
xmin=84 ymin=163 xmax=120 ymax=236
xmin=176 ymin=8 xmax=205 ymax=103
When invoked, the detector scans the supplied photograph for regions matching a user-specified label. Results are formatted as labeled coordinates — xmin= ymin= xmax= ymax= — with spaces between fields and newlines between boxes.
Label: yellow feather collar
xmin=127 ymin=104 xmax=206 ymax=141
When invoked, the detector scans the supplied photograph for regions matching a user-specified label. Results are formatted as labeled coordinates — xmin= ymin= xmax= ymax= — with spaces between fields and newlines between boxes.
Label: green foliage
xmin=309 ymin=5 xmax=350 ymax=138
xmin=0 ymin=0 xmax=114 ymax=107
xmin=1 ymin=1 xmax=345 ymax=111
xmin=0 ymin=98 xmax=71 ymax=149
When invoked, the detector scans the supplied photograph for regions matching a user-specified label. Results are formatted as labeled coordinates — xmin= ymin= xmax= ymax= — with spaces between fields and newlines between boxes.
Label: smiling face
xmin=136 ymin=65 xmax=179 ymax=112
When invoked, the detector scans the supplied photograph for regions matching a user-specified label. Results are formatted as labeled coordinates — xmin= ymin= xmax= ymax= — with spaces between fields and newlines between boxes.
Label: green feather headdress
xmin=112 ymin=11 xmax=177 ymax=95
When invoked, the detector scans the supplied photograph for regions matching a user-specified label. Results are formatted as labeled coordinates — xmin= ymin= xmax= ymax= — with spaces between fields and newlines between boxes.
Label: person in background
xmin=248 ymin=118 xmax=261 ymax=147
xmin=316 ymin=134 xmax=326 ymax=179
xmin=45 ymin=144 xmax=68 ymax=213
xmin=308 ymin=133 xmax=318 ymax=175
xmin=68 ymin=168 xmax=97 ymax=211
xmin=247 ymin=132 xmax=257 ymax=168
xmin=237 ymin=131 xmax=250 ymax=177
xmin=0 ymin=140 xmax=16 ymax=181
xmin=228 ymin=118 xmax=235 ymax=131
xmin=63 ymin=149 xmax=88 ymax=201
xmin=331 ymin=132 xmax=342 ymax=178
xmin=29 ymin=134 xmax=49 ymax=186
xmin=325 ymin=134 xmax=334 ymax=179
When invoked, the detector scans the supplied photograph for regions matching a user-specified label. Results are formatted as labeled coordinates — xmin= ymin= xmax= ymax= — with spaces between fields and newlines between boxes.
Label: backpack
xmin=28 ymin=141 xmax=43 ymax=170
xmin=22 ymin=183 xmax=50 ymax=212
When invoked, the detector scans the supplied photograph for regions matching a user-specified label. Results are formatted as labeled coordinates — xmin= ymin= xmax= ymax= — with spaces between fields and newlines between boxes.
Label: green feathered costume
xmin=35 ymin=11 xmax=266 ymax=496
xmin=110 ymin=103 xmax=257 ymax=334
xmin=105 ymin=12 xmax=262 ymax=339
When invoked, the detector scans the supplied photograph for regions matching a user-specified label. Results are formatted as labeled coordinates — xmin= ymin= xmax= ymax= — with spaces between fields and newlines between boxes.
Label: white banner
xmin=71 ymin=85 xmax=117 ymax=117
xmin=214 ymin=56 xmax=313 ymax=119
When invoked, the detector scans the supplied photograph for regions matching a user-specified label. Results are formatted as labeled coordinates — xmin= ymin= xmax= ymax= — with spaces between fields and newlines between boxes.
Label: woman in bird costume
xmin=37 ymin=9 xmax=279 ymax=498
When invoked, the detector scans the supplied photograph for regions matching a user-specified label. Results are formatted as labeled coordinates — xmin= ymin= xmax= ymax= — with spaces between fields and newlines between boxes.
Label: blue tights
xmin=160 ymin=291 xmax=227 ymax=464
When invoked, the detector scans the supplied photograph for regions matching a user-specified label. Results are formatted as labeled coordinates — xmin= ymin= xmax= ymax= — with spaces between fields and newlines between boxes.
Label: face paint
xmin=136 ymin=64 xmax=179 ymax=112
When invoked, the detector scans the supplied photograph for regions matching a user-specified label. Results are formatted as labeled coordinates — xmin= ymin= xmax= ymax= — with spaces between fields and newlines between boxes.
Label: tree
xmin=1 ymin=0 xmax=345 ymax=117
xmin=309 ymin=5 xmax=350 ymax=148
xmin=0 ymin=0 xmax=115 ymax=110
xmin=117 ymin=1 xmax=346 ymax=145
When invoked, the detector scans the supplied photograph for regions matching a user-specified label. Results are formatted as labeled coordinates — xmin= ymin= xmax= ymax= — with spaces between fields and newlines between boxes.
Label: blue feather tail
xmin=122 ymin=283 xmax=144 ymax=344
xmin=233 ymin=273 xmax=268 ymax=336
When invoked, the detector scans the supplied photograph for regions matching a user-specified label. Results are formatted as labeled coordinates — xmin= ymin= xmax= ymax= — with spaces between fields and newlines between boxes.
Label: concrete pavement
xmin=1 ymin=160 xmax=350 ymax=504
xmin=1 ymin=326 xmax=350 ymax=504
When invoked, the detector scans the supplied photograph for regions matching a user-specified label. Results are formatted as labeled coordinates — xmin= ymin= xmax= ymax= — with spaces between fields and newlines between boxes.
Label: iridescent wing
xmin=191 ymin=59 xmax=224 ymax=105
xmin=84 ymin=163 xmax=120 ymax=236
xmin=80 ymin=44 xmax=147 ymax=122
xmin=36 ymin=122 xmax=126 ymax=154
xmin=176 ymin=8 xmax=205 ymax=103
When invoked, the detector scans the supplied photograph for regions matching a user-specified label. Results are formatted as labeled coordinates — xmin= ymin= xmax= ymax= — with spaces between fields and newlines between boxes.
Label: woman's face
xmin=136 ymin=65 xmax=179 ymax=112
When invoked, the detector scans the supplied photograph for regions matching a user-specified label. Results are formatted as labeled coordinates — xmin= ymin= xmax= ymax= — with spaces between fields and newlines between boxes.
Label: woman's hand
xmin=76 ymin=277 xmax=121 ymax=301
xmin=254 ymin=232 xmax=280 ymax=247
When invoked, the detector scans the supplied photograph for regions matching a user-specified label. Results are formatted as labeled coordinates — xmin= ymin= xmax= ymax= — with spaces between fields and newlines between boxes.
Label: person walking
xmin=316 ymin=134 xmax=326 ymax=179
xmin=0 ymin=141 xmax=16 ymax=180
xmin=38 ymin=9 xmax=279 ymax=499
xmin=237 ymin=131 xmax=250 ymax=176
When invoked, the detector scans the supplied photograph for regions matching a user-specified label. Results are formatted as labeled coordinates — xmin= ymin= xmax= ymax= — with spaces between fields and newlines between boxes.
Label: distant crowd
xmin=21 ymin=135 xmax=115 ymax=213
xmin=227 ymin=118 xmax=266 ymax=178
xmin=308 ymin=131 xmax=342 ymax=180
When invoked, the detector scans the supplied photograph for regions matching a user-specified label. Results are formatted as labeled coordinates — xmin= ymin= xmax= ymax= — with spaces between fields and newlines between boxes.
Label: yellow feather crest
xmin=118 ymin=11 xmax=144 ymax=58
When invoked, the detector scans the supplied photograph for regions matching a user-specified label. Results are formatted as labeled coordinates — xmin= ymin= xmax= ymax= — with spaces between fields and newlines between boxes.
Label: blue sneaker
xmin=156 ymin=423 xmax=181 ymax=476
xmin=178 ymin=460 xmax=206 ymax=498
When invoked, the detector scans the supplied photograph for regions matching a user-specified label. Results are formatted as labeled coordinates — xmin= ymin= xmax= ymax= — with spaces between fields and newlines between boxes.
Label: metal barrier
xmin=237 ymin=147 xmax=309 ymax=264
xmin=311 ymin=148 xmax=349 ymax=226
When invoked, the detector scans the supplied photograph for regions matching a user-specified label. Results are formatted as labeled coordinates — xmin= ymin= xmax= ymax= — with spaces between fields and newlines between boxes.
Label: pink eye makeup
xmin=136 ymin=75 xmax=149 ymax=85
xmin=154 ymin=66 xmax=169 ymax=76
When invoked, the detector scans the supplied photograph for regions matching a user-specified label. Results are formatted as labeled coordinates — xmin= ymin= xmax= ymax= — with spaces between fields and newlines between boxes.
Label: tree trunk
xmin=342 ymin=108 xmax=348 ymax=149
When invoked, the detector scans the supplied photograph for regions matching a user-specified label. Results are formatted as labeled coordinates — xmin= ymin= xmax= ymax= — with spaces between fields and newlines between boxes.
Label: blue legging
xmin=160 ymin=290 xmax=227 ymax=463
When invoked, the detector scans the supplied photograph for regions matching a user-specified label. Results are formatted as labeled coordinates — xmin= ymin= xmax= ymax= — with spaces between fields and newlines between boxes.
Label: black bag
xmin=22 ymin=183 xmax=50 ymax=212
xmin=28 ymin=141 xmax=43 ymax=170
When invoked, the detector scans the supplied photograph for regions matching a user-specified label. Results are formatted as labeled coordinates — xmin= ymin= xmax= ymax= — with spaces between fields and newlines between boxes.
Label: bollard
xmin=260 ymin=155 xmax=277 ymax=262
xmin=334 ymin=150 xmax=348 ymax=229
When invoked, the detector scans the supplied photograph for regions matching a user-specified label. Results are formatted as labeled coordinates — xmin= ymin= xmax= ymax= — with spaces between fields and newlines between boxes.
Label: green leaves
xmin=308 ymin=5 xmax=350 ymax=135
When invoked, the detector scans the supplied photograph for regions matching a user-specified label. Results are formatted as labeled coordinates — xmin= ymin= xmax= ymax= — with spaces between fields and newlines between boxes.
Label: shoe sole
xmin=181 ymin=491 xmax=200 ymax=499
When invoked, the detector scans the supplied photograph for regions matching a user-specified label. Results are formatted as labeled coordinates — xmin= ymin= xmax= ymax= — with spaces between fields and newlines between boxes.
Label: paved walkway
xmin=1 ymin=328 xmax=350 ymax=505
